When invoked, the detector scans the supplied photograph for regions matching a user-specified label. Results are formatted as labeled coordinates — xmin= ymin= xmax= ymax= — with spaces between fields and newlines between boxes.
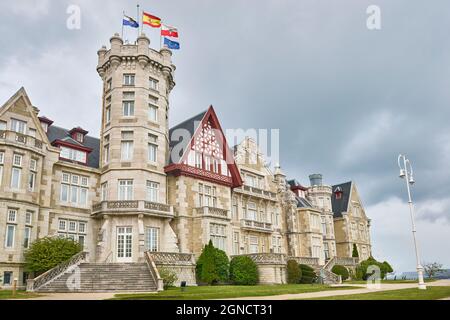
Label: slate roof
xmin=168 ymin=110 xmax=207 ymax=164
xmin=47 ymin=125 xmax=100 ymax=168
xmin=295 ymin=195 xmax=313 ymax=208
xmin=331 ymin=181 xmax=352 ymax=218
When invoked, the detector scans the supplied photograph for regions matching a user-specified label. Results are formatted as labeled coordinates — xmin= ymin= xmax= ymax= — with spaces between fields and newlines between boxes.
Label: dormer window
xmin=69 ymin=127 xmax=88 ymax=143
xmin=75 ymin=132 xmax=84 ymax=143
xmin=38 ymin=116 xmax=53 ymax=133
xmin=334 ymin=187 xmax=343 ymax=200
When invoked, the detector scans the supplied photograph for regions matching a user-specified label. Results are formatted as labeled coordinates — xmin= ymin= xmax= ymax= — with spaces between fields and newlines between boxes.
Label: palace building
xmin=0 ymin=33 xmax=372 ymax=291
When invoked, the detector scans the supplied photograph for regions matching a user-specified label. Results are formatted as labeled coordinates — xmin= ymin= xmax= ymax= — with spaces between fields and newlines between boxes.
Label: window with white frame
xmin=148 ymin=95 xmax=158 ymax=121
xmin=122 ymin=92 xmax=135 ymax=116
xmin=232 ymin=198 xmax=238 ymax=220
xmin=5 ymin=224 xmax=15 ymax=248
xmin=101 ymin=182 xmax=108 ymax=201
xmin=195 ymin=152 xmax=202 ymax=168
xmin=57 ymin=219 xmax=87 ymax=247
xmin=28 ymin=158 xmax=37 ymax=192
xmin=198 ymin=183 xmax=217 ymax=207
xmin=321 ymin=216 xmax=327 ymax=235
xmin=103 ymin=134 xmax=110 ymax=164
xmin=272 ymin=236 xmax=282 ymax=253
xmin=24 ymin=227 xmax=31 ymax=248
xmin=123 ymin=74 xmax=135 ymax=86
xmin=311 ymin=236 xmax=322 ymax=258
xmin=60 ymin=172 xmax=89 ymax=206
xmin=29 ymin=128 xmax=36 ymax=138
xmin=121 ymin=131 xmax=134 ymax=161
xmin=146 ymin=181 xmax=159 ymax=202
xmin=11 ymin=154 xmax=22 ymax=189
xmin=7 ymin=209 xmax=17 ymax=223
xmin=118 ymin=180 xmax=133 ymax=200
xmin=145 ymin=227 xmax=159 ymax=252
xmin=210 ymin=223 xmax=226 ymax=250
xmin=247 ymin=202 xmax=257 ymax=221
xmin=233 ymin=231 xmax=240 ymax=255
xmin=10 ymin=118 xmax=27 ymax=134
xmin=25 ymin=211 xmax=33 ymax=225
xmin=249 ymin=236 xmax=259 ymax=253
xmin=149 ymin=77 xmax=159 ymax=91
xmin=0 ymin=120 xmax=6 ymax=130
xmin=148 ymin=134 xmax=158 ymax=162
xmin=60 ymin=147 xmax=87 ymax=163
xmin=310 ymin=214 xmax=320 ymax=230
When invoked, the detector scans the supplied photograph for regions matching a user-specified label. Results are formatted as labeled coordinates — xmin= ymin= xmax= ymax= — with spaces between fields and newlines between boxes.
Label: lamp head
xmin=409 ymin=175 xmax=415 ymax=185
xmin=399 ymin=169 xmax=406 ymax=178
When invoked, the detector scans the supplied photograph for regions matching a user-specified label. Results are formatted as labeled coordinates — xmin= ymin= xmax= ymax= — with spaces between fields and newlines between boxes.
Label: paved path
xmin=223 ymin=280 xmax=450 ymax=300
xmin=18 ymin=291 xmax=156 ymax=300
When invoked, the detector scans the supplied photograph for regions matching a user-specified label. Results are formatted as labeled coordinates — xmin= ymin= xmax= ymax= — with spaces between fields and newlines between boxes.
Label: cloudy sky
xmin=1 ymin=0 xmax=449 ymax=272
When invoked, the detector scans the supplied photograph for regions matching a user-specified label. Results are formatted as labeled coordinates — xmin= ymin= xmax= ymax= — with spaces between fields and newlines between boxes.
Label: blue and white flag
xmin=164 ymin=37 xmax=180 ymax=50
xmin=123 ymin=15 xmax=139 ymax=28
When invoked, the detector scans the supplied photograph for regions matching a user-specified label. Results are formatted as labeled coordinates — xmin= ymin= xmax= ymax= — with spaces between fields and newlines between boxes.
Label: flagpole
xmin=136 ymin=4 xmax=140 ymax=40
xmin=121 ymin=11 xmax=125 ymax=40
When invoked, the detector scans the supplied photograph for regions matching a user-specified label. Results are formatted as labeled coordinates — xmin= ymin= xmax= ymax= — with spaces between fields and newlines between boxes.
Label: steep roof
xmin=295 ymin=195 xmax=313 ymax=208
xmin=47 ymin=125 xmax=100 ymax=168
xmin=168 ymin=110 xmax=207 ymax=164
xmin=331 ymin=181 xmax=352 ymax=218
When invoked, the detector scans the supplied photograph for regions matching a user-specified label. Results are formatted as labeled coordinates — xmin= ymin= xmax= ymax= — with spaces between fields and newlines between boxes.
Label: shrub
xmin=24 ymin=237 xmax=82 ymax=274
xmin=196 ymin=240 xmax=229 ymax=285
xmin=331 ymin=265 xmax=349 ymax=281
xmin=229 ymin=256 xmax=259 ymax=285
xmin=355 ymin=257 xmax=394 ymax=280
xmin=352 ymin=244 xmax=359 ymax=258
xmin=287 ymin=260 xmax=302 ymax=284
xmin=299 ymin=264 xmax=317 ymax=284
xmin=159 ymin=268 xmax=178 ymax=289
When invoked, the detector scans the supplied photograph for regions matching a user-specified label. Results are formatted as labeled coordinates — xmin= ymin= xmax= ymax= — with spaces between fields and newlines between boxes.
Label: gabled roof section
xmin=331 ymin=181 xmax=352 ymax=218
xmin=165 ymin=105 xmax=243 ymax=188
xmin=295 ymin=195 xmax=314 ymax=208
xmin=47 ymin=125 xmax=100 ymax=168
xmin=287 ymin=179 xmax=308 ymax=191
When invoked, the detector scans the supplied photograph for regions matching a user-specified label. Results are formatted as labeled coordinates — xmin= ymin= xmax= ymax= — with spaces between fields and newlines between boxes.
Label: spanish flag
xmin=142 ymin=12 xmax=161 ymax=28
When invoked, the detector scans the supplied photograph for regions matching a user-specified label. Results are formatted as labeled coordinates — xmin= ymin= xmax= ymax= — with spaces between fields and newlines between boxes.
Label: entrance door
xmin=117 ymin=227 xmax=133 ymax=262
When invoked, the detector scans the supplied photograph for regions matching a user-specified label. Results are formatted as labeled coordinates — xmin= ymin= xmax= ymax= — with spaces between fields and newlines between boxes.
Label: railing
xmin=232 ymin=253 xmax=286 ymax=265
xmin=335 ymin=257 xmax=359 ymax=266
xmin=145 ymin=252 xmax=164 ymax=291
xmin=318 ymin=268 xmax=342 ymax=284
xmin=288 ymin=256 xmax=320 ymax=266
xmin=26 ymin=251 xmax=88 ymax=292
xmin=92 ymin=200 xmax=173 ymax=217
xmin=195 ymin=206 xmax=229 ymax=219
xmin=234 ymin=185 xmax=277 ymax=200
xmin=148 ymin=252 xmax=196 ymax=266
xmin=0 ymin=130 xmax=44 ymax=150
xmin=323 ymin=256 xmax=337 ymax=271
xmin=240 ymin=219 xmax=273 ymax=232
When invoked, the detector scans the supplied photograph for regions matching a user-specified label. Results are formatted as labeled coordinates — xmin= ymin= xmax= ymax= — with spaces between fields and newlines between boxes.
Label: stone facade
xmin=0 ymin=33 xmax=372 ymax=289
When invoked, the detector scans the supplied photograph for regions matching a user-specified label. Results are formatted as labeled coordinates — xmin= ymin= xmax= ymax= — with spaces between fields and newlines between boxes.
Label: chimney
xmin=309 ymin=174 xmax=323 ymax=186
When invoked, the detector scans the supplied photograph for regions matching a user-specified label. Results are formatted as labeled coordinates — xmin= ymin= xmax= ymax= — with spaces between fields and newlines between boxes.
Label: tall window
xmin=210 ymin=223 xmax=226 ymax=250
xmin=28 ymin=158 xmax=37 ymax=192
xmin=103 ymin=134 xmax=110 ymax=164
xmin=247 ymin=202 xmax=257 ymax=221
xmin=272 ymin=236 xmax=282 ymax=253
xmin=148 ymin=134 xmax=158 ymax=162
xmin=198 ymin=183 xmax=217 ymax=207
xmin=24 ymin=227 xmax=31 ymax=248
xmin=105 ymin=106 xmax=111 ymax=124
xmin=5 ymin=224 xmax=15 ymax=248
xmin=311 ymin=236 xmax=322 ymax=258
xmin=351 ymin=222 xmax=357 ymax=240
xmin=233 ymin=232 xmax=240 ymax=255
xmin=310 ymin=214 xmax=320 ymax=229
xmin=118 ymin=180 xmax=133 ymax=200
xmin=60 ymin=172 xmax=89 ymax=206
xmin=123 ymin=74 xmax=135 ymax=86
xmin=10 ymin=118 xmax=27 ymax=134
xmin=324 ymin=242 xmax=330 ymax=260
xmin=249 ymin=236 xmax=258 ymax=253
xmin=0 ymin=151 xmax=4 ymax=186
xmin=149 ymin=95 xmax=158 ymax=121
xmin=0 ymin=120 xmax=6 ymax=130
xmin=145 ymin=227 xmax=159 ymax=252
xmin=122 ymin=92 xmax=135 ymax=116
xmin=321 ymin=216 xmax=327 ymax=235
xmin=146 ymin=181 xmax=159 ymax=202
xmin=11 ymin=154 xmax=22 ymax=189
xmin=121 ymin=131 xmax=134 ymax=161
xmin=149 ymin=77 xmax=159 ymax=91
xmin=106 ymin=78 xmax=112 ymax=91
xmin=101 ymin=182 xmax=108 ymax=201
xmin=232 ymin=198 xmax=238 ymax=220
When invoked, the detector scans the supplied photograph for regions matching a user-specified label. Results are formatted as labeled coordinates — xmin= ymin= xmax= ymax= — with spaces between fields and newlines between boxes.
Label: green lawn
xmin=306 ymin=286 xmax=450 ymax=300
xmin=345 ymin=279 xmax=436 ymax=284
xmin=0 ymin=290 xmax=41 ymax=300
xmin=113 ymin=284 xmax=355 ymax=300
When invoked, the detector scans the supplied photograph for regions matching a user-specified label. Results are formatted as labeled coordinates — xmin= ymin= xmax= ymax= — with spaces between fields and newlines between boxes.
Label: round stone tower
xmin=94 ymin=33 xmax=178 ymax=263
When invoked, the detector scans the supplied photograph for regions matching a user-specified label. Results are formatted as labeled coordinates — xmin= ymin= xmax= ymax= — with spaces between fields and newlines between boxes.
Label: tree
xmin=196 ymin=241 xmax=229 ymax=285
xmin=423 ymin=262 xmax=443 ymax=279
xmin=355 ymin=257 xmax=394 ymax=280
xmin=24 ymin=237 xmax=82 ymax=274
xmin=299 ymin=264 xmax=317 ymax=284
xmin=229 ymin=256 xmax=259 ymax=285
xmin=352 ymin=244 xmax=359 ymax=258
xmin=286 ymin=260 xmax=302 ymax=284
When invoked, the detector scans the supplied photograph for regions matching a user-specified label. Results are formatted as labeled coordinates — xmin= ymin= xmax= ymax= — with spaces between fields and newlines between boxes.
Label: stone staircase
xmin=35 ymin=263 xmax=158 ymax=293
xmin=313 ymin=257 xmax=342 ymax=285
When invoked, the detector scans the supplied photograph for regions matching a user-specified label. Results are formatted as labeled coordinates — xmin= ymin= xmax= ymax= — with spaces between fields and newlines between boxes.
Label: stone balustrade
xmin=195 ymin=206 xmax=230 ymax=220
xmin=0 ymin=130 xmax=44 ymax=151
xmin=335 ymin=257 xmax=359 ymax=266
xmin=91 ymin=200 xmax=173 ymax=218
xmin=287 ymin=256 xmax=320 ymax=266
xmin=234 ymin=185 xmax=277 ymax=200
xmin=240 ymin=219 xmax=273 ymax=232
xmin=147 ymin=252 xmax=196 ymax=266
xmin=232 ymin=253 xmax=287 ymax=265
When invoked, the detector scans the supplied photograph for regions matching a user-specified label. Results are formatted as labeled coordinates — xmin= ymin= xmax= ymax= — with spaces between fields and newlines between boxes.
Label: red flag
xmin=161 ymin=24 xmax=179 ymax=37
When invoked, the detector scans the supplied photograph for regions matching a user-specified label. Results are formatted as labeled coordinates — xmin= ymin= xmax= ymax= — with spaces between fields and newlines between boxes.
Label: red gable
xmin=165 ymin=106 xmax=243 ymax=188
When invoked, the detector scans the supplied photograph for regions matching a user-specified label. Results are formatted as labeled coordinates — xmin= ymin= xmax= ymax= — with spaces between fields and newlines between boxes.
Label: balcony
xmin=91 ymin=200 xmax=173 ymax=218
xmin=195 ymin=206 xmax=230 ymax=220
xmin=233 ymin=185 xmax=277 ymax=201
xmin=0 ymin=130 xmax=44 ymax=152
xmin=240 ymin=219 xmax=273 ymax=233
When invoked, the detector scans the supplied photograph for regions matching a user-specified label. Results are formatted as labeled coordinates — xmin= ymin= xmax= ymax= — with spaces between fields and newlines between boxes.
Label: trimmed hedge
xmin=229 ymin=256 xmax=259 ymax=285
xmin=355 ymin=257 xmax=394 ymax=280
xmin=331 ymin=265 xmax=349 ymax=281
xmin=287 ymin=260 xmax=302 ymax=284
xmin=299 ymin=264 xmax=317 ymax=284
xmin=196 ymin=240 xmax=229 ymax=285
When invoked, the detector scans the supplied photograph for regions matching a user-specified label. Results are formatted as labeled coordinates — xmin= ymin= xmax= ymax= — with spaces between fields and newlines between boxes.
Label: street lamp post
xmin=397 ymin=154 xmax=426 ymax=290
